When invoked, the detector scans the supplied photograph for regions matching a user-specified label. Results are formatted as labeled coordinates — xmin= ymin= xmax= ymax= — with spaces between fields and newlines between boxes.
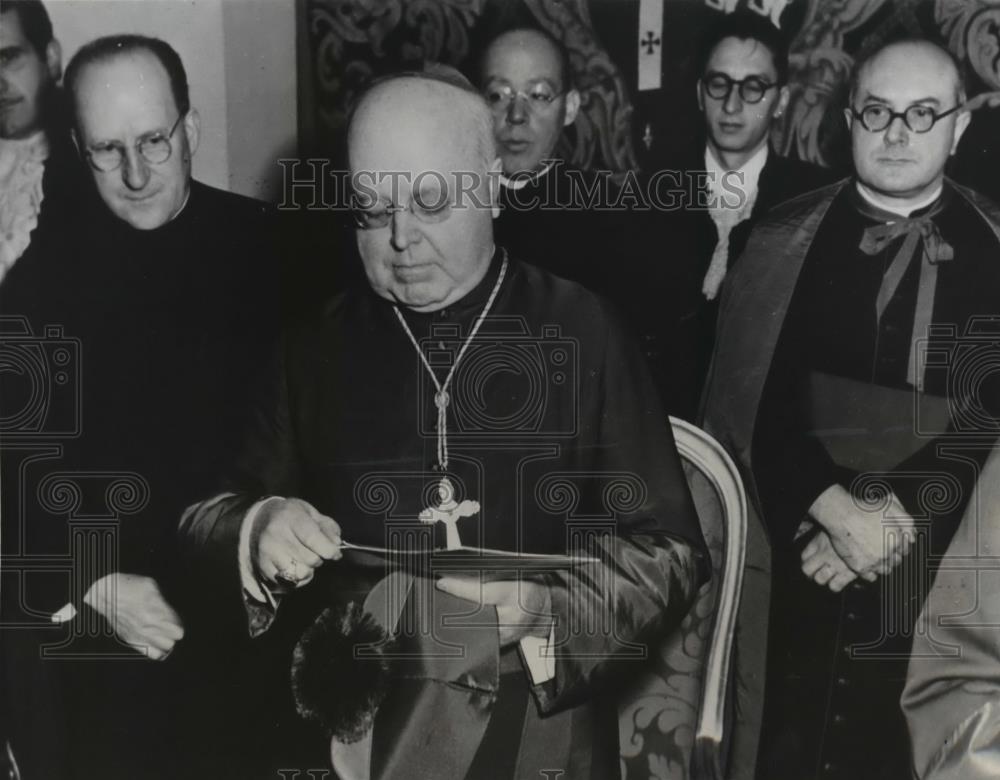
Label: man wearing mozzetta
xmin=181 ymin=66 xmax=707 ymax=779
xmin=704 ymin=38 xmax=1000 ymax=780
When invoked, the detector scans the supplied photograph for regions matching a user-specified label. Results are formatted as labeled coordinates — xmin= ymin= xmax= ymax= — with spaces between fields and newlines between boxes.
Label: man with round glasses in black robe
xmin=704 ymin=39 xmax=1000 ymax=780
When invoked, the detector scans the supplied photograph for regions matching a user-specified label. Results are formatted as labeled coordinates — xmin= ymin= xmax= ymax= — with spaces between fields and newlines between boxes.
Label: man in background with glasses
xmin=648 ymin=11 xmax=829 ymax=423
xmin=479 ymin=27 xmax=624 ymax=295
xmin=704 ymin=38 xmax=1000 ymax=780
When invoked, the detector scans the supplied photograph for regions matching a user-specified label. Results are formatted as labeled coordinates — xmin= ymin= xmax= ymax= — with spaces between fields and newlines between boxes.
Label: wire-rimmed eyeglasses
xmin=849 ymin=103 xmax=962 ymax=134
xmin=83 ymin=114 xmax=184 ymax=173
xmin=701 ymin=73 xmax=778 ymax=105
xmin=482 ymin=83 xmax=567 ymax=113
xmin=350 ymin=195 xmax=453 ymax=230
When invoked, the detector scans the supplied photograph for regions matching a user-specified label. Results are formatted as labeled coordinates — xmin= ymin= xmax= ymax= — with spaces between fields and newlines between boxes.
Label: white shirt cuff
xmin=238 ymin=496 xmax=284 ymax=608
xmin=519 ymin=622 xmax=557 ymax=684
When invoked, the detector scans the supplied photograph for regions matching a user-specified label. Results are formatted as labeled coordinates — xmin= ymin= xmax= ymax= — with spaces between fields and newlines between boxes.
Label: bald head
xmin=347 ymin=74 xmax=500 ymax=313
xmin=851 ymin=39 xmax=965 ymax=105
xmin=348 ymin=75 xmax=495 ymax=172
xmin=482 ymin=29 xmax=570 ymax=92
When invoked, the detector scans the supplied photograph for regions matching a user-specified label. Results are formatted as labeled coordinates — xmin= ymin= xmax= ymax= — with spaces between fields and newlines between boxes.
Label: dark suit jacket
xmin=629 ymin=145 xmax=834 ymax=421
xmin=494 ymin=161 xmax=626 ymax=297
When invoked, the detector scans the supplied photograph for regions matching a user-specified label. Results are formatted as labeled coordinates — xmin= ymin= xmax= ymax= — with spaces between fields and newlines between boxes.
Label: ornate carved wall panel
xmin=299 ymin=0 xmax=1000 ymax=193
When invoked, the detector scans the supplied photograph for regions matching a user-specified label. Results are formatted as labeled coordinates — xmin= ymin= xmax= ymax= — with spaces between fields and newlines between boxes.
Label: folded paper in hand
xmin=339 ymin=541 xmax=600 ymax=579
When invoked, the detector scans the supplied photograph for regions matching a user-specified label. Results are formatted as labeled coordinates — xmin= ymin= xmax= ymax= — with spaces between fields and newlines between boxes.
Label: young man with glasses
xmin=704 ymin=38 xmax=1000 ymax=780
xmin=645 ymin=11 xmax=830 ymax=422
xmin=693 ymin=11 xmax=831 ymax=300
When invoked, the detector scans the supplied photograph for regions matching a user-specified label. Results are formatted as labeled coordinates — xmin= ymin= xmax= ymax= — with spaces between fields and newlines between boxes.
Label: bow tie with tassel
xmin=858 ymin=200 xmax=953 ymax=392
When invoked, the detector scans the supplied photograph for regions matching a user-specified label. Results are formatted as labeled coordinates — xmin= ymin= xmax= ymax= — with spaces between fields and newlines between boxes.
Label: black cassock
xmin=494 ymin=163 xmax=618 ymax=290
xmin=0 ymin=179 xmax=286 ymax=780
xmin=182 ymin=251 xmax=708 ymax=780
xmin=748 ymin=185 xmax=1000 ymax=780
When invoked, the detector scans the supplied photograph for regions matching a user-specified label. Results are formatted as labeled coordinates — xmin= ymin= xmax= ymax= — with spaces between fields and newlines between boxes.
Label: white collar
xmin=500 ymin=162 xmax=553 ymax=191
xmin=855 ymin=181 xmax=943 ymax=218
xmin=704 ymin=143 xmax=769 ymax=199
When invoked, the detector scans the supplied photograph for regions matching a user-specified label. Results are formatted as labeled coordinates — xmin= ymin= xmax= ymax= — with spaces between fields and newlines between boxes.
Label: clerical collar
xmin=109 ymin=183 xmax=194 ymax=238
xmin=500 ymin=162 xmax=553 ymax=191
xmin=164 ymin=186 xmax=193 ymax=226
xmin=704 ymin=143 xmax=768 ymax=202
xmin=855 ymin=181 xmax=943 ymax=219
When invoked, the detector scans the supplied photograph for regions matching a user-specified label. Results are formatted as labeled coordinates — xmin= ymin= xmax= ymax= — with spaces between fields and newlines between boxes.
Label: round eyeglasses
xmin=850 ymin=104 xmax=961 ymax=134
xmin=84 ymin=114 xmax=184 ymax=173
xmin=701 ymin=73 xmax=777 ymax=105
xmin=482 ymin=83 xmax=566 ymax=113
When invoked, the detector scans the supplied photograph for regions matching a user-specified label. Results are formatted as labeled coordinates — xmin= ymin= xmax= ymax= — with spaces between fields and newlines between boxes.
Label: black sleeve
xmin=752 ymin=294 xmax=850 ymax=543
xmin=533 ymin=303 xmax=708 ymax=713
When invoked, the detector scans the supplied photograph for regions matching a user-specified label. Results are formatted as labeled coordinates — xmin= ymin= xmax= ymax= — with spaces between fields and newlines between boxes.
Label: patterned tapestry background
xmin=298 ymin=0 xmax=1000 ymax=196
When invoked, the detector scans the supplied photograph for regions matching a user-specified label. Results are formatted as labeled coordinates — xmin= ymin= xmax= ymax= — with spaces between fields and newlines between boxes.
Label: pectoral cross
xmin=419 ymin=477 xmax=480 ymax=550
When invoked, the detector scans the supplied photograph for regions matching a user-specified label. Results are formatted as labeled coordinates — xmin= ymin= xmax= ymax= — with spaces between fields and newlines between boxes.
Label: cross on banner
xmin=641 ymin=31 xmax=661 ymax=56
xmin=638 ymin=0 xmax=664 ymax=91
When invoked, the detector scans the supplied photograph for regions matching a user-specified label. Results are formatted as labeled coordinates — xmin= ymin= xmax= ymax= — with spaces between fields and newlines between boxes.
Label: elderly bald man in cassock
xmin=181 ymin=67 xmax=707 ymax=780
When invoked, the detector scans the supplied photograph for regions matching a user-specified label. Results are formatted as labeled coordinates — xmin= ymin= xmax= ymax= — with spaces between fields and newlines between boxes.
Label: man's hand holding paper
xmin=250 ymin=497 xmax=343 ymax=587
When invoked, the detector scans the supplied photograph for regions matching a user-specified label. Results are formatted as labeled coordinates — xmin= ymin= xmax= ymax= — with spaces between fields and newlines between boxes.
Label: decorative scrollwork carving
xmin=525 ymin=0 xmax=638 ymax=176
xmin=937 ymin=0 xmax=1000 ymax=91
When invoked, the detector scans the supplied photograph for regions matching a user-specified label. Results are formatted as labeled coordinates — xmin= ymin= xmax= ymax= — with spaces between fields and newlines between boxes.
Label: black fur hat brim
xmin=290 ymin=600 xmax=394 ymax=744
